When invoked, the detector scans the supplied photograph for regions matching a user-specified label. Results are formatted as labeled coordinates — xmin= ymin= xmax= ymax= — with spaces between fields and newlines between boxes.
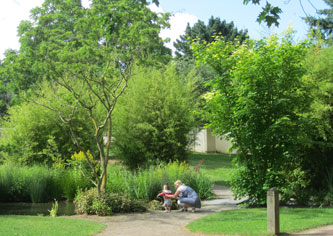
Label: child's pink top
xmin=157 ymin=190 xmax=173 ymax=199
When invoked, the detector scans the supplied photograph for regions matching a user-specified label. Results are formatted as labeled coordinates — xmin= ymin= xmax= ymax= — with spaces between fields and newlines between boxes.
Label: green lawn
xmin=187 ymin=208 xmax=333 ymax=236
xmin=0 ymin=215 xmax=106 ymax=236
xmin=187 ymin=152 xmax=235 ymax=186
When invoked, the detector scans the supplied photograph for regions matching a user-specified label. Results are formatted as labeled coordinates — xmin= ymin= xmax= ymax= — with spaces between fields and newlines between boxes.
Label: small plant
xmin=74 ymin=188 xmax=147 ymax=216
xmin=68 ymin=150 xmax=100 ymax=184
xmin=49 ymin=199 xmax=58 ymax=217
xmin=149 ymin=199 xmax=179 ymax=210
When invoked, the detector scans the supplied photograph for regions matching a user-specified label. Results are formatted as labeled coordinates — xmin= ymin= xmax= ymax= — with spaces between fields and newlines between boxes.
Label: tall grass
xmin=107 ymin=161 xmax=214 ymax=201
xmin=0 ymin=164 xmax=91 ymax=203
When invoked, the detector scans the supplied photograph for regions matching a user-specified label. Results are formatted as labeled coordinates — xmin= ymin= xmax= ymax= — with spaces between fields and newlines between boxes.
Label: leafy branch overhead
xmin=243 ymin=0 xmax=282 ymax=27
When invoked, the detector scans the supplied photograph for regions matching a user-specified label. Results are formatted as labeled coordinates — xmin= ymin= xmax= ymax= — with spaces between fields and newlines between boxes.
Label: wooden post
xmin=267 ymin=188 xmax=279 ymax=235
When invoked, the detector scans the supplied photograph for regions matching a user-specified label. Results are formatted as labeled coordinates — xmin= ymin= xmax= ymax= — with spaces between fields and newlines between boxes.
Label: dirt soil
xmin=68 ymin=185 xmax=333 ymax=236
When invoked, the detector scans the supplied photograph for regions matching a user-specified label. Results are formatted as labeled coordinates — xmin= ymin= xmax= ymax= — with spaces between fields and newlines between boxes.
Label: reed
xmin=106 ymin=161 xmax=214 ymax=201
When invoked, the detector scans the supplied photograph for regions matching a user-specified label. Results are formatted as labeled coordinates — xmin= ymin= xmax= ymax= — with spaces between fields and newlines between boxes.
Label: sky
xmin=0 ymin=0 xmax=328 ymax=59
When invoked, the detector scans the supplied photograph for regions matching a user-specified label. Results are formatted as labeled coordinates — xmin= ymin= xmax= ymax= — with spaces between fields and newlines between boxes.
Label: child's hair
xmin=164 ymin=183 xmax=170 ymax=190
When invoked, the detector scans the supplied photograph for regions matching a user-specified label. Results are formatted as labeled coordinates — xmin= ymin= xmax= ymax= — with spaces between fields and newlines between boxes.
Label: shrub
xmin=0 ymin=96 xmax=96 ymax=165
xmin=107 ymin=161 xmax=214 ymax=201
xmin=112 ymin=64 xmax=198 ymax=169
xmin=149 ymin=199 xmax=179 ymax=210
xmin=74 ymin=188 xmax=147 ymax=216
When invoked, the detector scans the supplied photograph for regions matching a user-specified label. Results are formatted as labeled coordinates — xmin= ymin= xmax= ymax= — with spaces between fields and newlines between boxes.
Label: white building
xmin=189 ymin=129 xmax=237 ymax=154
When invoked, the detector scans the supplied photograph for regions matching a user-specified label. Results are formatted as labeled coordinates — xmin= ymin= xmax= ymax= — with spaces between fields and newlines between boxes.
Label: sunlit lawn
xmin=187 ymin=152 xmax=236 ymax=186
xmin=187 ymin=207 xmax=333 ymax=236
xmin=0 ymin=215 xmax=106 ymax=236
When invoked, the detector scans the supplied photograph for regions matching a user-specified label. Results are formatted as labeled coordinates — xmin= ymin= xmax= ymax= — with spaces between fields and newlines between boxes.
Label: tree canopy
xmin=0 ymin=0 xmax=171 ymax=194
xmin=304 ymin=0 xmax=333 ymax=39
xmin=174 ymin=16 xmax=248 ymax=59
xmin=193 ymin=31 xmax=312 ymax=205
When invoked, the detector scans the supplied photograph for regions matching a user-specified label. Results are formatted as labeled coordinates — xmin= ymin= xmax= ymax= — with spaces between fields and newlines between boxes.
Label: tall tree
xmin=174 ymin=17 xmax=248 ymax=96
xmin=193 ymin=31 xmax=311 ymax=205
xmin=174 ymin=16 xmax=248 ymax=58
xmin=1 ymin=0 xmax=171 ymax=194
xmin=304 ymin=0 xmax=333 ymax=39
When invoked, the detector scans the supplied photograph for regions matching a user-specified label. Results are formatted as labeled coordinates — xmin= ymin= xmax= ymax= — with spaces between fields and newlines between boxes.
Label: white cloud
xmin=149 ymin=4 xmax=198 ymax=53
xmin=0 ymin=0 xmax=44 ymax=59
xmin=0 ymin=0 xmax=91 ymax=60
xmin=0 ymin=1 xmax=197 ymax=59
xmin=160 ymin=12 xmax=198 ymax=52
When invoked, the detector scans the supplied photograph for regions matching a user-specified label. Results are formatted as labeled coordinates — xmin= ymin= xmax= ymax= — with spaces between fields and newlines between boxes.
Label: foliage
xmin=149 ymin=199 xmax=179 ymax=210
xmin=112 ymin=64 xmax=198 ymax=169
xmin=0 ymin=0 xmax=171 ymax=194
xmin=49 ymin=199 xmax=58 ymax=217
xmin=0 ymin=164 xmax=91 ymax=203
xmin=298 ymin=43 xmax=333 ymax=204
xmin=304 ymin=0 xmax=333 ymax=40
xmin=174 ymin=17 xmax=248 ymax=98
xmin=193 ymin=31 xmax=311 ymax=205
xmin=187 ymin=208 xmax=333 ymax=236
xmin=0 ymin=93 xmax=95 ymax=166
xmin=106 ymin=161 xmax=214 ymax=201
xmin=243 ymin=0 xmax=282 ymax=27
xmin=0 ymin=215 xmax=105 ymax=236
xmin=74 ymin=188 xmax=146 ymax=216
xmin=174 ymin=16 xmax=248 ymax=59
xmin=68 ymin=150 xmax=100 ymax=184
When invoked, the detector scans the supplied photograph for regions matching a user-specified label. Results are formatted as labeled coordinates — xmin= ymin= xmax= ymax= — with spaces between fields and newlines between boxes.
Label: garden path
xmin=69 ymin=185 xmax=333 ymax=236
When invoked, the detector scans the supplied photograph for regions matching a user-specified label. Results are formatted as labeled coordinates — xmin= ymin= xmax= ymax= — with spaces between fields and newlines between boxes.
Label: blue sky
xmin=158 ymin=0 xmax=327 ymax=40
xmin=0 ymin=0 xmax=328 ymax=59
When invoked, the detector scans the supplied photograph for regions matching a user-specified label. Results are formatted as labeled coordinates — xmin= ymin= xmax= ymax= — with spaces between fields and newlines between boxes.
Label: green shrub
xmin=74 ymin=188 xmax=146 ymax=216
xmin=107 ymin=161 xmax=214 ymax=201
xmin=149 ymin=199 xmax=179 ymax=210
xmin=112 ymin=64 xmax=198 ymax=169
xmin=0 ymin=97 xmax=96 ymax=165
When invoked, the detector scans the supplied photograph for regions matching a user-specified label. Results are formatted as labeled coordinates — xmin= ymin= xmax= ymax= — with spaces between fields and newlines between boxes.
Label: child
xmin=157 ymin=184 xmax=173 ymax=213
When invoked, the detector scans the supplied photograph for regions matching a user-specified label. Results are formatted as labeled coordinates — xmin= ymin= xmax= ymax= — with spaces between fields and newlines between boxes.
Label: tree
xmin=174 ymin=16 xmax=248 ymax=59
xmin=3 ymin=0 xmax=171 ymax=194
xmin=0 ymin=0 xmax=171 ymax=110
xmin=112 ymin=64 xmax=198 ymax=169
xmin=174 ymin=17 xmax=248 ymax=97
xmin=300 ymin=43 xmax=333 ymax=203
xmin=193 ymin=31 xmax=311 ymax=205
xmin=304 ymin=0 xmax=333 ymax=39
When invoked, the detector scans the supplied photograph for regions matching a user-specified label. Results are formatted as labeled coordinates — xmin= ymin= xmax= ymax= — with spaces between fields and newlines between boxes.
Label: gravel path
xmin=69 ymin=185 xmax=333 ymax=236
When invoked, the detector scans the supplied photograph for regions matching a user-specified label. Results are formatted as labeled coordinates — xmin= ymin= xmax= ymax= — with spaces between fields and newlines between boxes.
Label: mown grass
xmin=187 ymin=207 xmax=333 ymax=236
xmin=187 ymin=152 xmax=236 ymax=186
xmin=0 ymin=215 xmax=105 ymax=236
